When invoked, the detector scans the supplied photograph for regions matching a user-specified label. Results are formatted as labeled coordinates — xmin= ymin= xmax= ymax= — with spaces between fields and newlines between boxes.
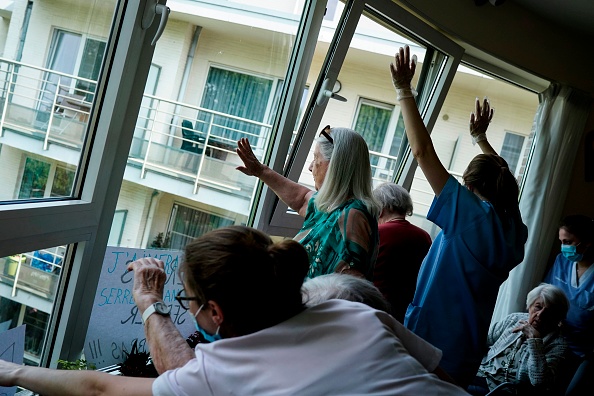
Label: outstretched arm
xmin=390 ymin=46 xmax=449 ymax=195
xmin=236 ymin=138 xmax=313 ymax=216
xmin=0 ymin=360 xmax=154 ymax=396
xmin=470 ymin=97 xmax=498 ymax=155
xmin=130 ymin=258 xmax=195 ymax=373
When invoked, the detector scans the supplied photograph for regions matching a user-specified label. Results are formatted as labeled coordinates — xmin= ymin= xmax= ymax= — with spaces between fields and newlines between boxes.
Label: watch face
xmin=155 ymin=301 xmax=171 ymax=314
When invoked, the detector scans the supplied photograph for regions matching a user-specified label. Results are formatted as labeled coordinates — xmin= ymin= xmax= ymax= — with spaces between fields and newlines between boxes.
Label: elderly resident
xmin=468 ymin=283 xmax=569 ymax=395
xmin=372 ymin=182 xmax=431 ymax=322
xmin=391 ymin=45 xmax=528 ymax=387
xmin=236 ymin=127 xmax=380 ymax=279
xmin=0 ymin=226 xmax=469 ymax=395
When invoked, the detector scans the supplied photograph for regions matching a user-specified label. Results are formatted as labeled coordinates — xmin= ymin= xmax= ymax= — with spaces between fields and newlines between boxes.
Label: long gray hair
xmin=314 ymin=127 xmax=380 ymax=217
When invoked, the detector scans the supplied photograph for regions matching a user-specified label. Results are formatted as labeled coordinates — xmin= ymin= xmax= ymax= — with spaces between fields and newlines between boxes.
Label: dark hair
xmin=560 ymin=215 xmax=594 ymax=261
xmin=181 ymin=226 xmax=309 ymax=336
xmin=559 ymin=215 xmax=594 ymax=244
xmin=462 ymin=154 xmax=520 ymax=225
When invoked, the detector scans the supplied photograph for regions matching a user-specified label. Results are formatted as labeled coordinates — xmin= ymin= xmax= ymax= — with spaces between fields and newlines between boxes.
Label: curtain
xmin=491 ymin=84 xmax=593 ymax=323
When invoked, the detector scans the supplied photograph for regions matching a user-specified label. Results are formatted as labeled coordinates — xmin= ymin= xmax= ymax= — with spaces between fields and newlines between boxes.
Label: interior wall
xmin=398 ymin=0 xmax=594 ymax=95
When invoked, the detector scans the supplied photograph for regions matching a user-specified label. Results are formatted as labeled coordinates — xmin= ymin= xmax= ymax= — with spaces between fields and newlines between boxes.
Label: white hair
xmin=302 ymin=274 xmax=390 ymax=312
xmin=314 ymin=127 xmax=380 ymax=217
xmin=526 ymin=283 xmax=569 ymax=321
xmin=373 ymin=182 xmax=413 ymax=216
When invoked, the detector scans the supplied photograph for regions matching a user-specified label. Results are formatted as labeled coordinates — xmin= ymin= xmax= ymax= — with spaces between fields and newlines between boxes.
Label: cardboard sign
xmin=84 ymin=247 xmax=195 ymax=368
xmin=0 ymin=325 xmax=25 ymax=396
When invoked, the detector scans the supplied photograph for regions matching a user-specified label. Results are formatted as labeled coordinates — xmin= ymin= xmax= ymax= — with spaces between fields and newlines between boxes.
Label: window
xmin=500 ymin=131 xmax=526 ymax=176
xmin=17 ymin=157 xmax=75 ymax=200
xmin=353 ymin=99 xmax=403 ymax=184
xmin=196 ymin=66 xmax=276 ymax=146
xmin=167 ymin=204 xmax=235 ymax=251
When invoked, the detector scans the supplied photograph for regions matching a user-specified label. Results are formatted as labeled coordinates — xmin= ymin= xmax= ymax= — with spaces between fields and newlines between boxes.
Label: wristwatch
xmin=142 ymin=301 xmax=171 ymax=324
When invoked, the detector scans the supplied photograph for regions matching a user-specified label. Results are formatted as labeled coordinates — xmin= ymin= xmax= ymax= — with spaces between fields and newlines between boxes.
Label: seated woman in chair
xmin=468 ymin=283 xmax=570 ymax=395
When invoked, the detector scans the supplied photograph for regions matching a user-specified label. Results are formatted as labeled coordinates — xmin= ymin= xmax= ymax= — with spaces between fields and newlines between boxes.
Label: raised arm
xmin=390 ymin=46 xmax=449 ymax=195
xmin=130 ymin=258 xmax=195 ymax=373
xmin=470 ymin=97 xmax=498 ymax=155
xmin=0 ymin=360 xmax=153 ymax=396
xmin=236 ymin=138 xmax=313 ymax=216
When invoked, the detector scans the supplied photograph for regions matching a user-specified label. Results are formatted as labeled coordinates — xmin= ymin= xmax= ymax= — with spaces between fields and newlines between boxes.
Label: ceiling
xmin=510 ymin=0 xmax=594 ymax=36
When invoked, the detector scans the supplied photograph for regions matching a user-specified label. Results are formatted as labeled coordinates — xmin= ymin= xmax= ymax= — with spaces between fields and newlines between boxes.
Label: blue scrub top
xmin=404 ymin=176 xmax=528 ymax=387
xmin=544 ymin=253 xmax=594 ymax=357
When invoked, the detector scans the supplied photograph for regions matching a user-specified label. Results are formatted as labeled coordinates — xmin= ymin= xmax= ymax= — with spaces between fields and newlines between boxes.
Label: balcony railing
xmin=0 ymin=57 xmax=405 ymax=202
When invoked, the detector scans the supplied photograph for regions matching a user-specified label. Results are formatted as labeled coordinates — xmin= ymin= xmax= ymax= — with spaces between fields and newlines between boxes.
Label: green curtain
xmin=197 ymin=67 xmax=272 ymax=144
xmin=169 ymin=204 xmax=234 ymax=250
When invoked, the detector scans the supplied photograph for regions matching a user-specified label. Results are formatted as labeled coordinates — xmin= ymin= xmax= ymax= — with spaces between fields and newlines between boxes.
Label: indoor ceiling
xmin=510 ymin=0 xmax=594 ymax=36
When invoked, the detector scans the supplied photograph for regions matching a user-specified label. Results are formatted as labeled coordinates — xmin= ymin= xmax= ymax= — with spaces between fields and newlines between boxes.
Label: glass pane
xmin=0 ymin=244 xmax=70 ymax=366
xmin=118 ymin=0 xmax=314 ymax=248
xmin=0 ymin=2 xmax=116 ymax=202
xmin=500 ymin=132 xmax=525 ymax=175
xmin=407 ymin=64 xmax=539 ymax=236
xmin=296 ymin=5 xmax=433 ymax=189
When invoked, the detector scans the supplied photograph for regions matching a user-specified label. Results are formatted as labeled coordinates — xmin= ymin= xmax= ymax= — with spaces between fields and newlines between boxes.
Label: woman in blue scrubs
xmin=544 ymin=214 xmax=594 ymax=391
xmin=390 ymin=45 xmax=529 ymax=388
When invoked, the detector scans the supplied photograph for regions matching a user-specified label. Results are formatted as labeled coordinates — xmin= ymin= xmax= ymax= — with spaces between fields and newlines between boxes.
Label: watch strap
xmin=142 ymin=301 xmax=170 ymax=324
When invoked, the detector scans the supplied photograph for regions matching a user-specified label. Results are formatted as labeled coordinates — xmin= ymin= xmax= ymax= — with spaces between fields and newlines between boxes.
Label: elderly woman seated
xmin=468 ymin=283 xmax=570 ymax=395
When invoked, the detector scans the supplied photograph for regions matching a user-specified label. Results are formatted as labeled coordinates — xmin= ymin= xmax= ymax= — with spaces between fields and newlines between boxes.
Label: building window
xmin=167 ymin=204 xmax=234 ymax=250
xmin=196 ymin=66 xmax=277 ymax=145
xmin=500 ymin=132 xmax=526 ymax=175
xmin=353 ymin=99 xmax=403 ymax=183
xmin=18 ymin=157 xmax=75 ymax=200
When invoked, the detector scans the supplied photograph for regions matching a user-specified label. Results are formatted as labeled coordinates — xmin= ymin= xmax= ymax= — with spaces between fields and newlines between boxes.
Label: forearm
xmin=12 ymin=365 xmax=153 ymax=396
xmin=258 ymin=165 xmax=312 ymax=215
xmin=144 ymin=315 xmax=195 ymax=373
xmin=525 ymin=338 xmax=561 ymax=386
xmin=477 ymin=139 xmax=498 ymax=156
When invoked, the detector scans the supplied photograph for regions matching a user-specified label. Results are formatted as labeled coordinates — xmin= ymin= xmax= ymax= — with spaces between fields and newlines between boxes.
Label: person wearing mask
xmin=235 ymin=127 xmax=380 ymax=279
xmin=390 ymin=45 xmax=529 ymax=388
xmin=544 ymin=214 xmax=594 ymax=390
xmin=0 ymin=226 xmax=469 ymax=395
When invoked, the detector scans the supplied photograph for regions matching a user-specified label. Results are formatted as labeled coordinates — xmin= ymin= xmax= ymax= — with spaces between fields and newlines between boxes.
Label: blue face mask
xmin=561 ymin=244 xmax=583 ymax=262
xmin=190 ymin=304 xmax=222 ymax=343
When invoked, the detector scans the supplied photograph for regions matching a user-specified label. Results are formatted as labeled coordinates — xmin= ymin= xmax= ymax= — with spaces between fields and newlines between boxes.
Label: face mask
xmin=561 ymin=244 xmax=583 ymax=262
xmin=190 ymin=304 xmax=222 ymax=343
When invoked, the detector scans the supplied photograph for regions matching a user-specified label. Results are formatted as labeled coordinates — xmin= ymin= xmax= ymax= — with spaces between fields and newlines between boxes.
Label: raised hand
xmin=390 ymin=45 xmax=417 ymax=89
xmin=469 ymin=97 xmax=494 ymax=137
xmin=236 ymin=138 xmax=265 ymax=177
xmin=129 ymin=258 xmax=167 ymax=312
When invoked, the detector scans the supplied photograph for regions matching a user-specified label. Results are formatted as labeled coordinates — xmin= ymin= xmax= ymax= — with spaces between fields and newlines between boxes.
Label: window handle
xmin=316 ymin=78 xmax=347 ymax=106
xmin=142 ymin=0 xmax=171 ymax=46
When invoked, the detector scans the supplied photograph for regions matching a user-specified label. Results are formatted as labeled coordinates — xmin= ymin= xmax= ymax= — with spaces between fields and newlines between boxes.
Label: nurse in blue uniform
xmin=544 ymin=214 xmax=594 ymax=381
xmin=390 ymin=45 xmax=528 ymax=388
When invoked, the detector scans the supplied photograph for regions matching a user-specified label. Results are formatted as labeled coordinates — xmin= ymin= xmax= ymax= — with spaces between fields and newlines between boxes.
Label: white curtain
xmin=491 ymin=84 xmax=593 ymax=323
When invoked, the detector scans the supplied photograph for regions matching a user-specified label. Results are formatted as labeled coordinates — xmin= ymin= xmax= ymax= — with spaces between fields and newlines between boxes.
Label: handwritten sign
xmin=84 ymin=247 xmax=195 ymax=368
xmin=0 ymin=325 xmax=25 ymax=396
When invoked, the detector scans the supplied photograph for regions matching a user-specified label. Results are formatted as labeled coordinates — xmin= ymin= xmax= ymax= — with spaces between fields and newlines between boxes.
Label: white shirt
xmin=153 ymin=299 xmax=468 ymax=395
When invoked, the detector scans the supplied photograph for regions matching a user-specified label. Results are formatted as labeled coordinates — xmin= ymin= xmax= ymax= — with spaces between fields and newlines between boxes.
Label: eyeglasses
xmin=175 ymin=289 xmax=201 ymax=310
xmin=319 ymin=125 xmax=333 ymax=144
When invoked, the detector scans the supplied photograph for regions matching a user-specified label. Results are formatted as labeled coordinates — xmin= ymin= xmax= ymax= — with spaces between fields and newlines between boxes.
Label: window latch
xmin=141 ymin=0 xmax=171 ymax=46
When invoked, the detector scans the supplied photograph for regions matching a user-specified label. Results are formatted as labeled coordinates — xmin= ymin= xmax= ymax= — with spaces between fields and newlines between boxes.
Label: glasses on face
xmin=319 ymin=125 xmax=333 ymax=144
xmin=175 ymin=289 xmax=201 ymax=310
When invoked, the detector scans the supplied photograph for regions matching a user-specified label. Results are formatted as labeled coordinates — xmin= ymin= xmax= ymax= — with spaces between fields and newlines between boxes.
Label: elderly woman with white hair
xmin=236 ymin=126 xmax=380 ymax=279
xmin=468 ymin=283 xmax=570 ymax=395
xmin=372 ymin=182 xmax=432 ymax=322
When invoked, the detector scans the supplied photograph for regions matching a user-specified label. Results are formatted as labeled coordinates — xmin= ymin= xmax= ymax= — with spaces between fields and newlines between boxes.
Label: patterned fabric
xmin=544 ymin=253 xmax=594 ymax=357
xmin=294 ymin=194 xmax=378 ymax=280
xmin=477 ymin=312 xmax=568 ymax=390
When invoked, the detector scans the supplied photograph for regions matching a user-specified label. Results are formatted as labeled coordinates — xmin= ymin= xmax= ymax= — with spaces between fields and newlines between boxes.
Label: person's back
xmin=157 ymin=299 xmax=468 ymax=395
xmin=404 ymin=175 xmax=528 ymax=387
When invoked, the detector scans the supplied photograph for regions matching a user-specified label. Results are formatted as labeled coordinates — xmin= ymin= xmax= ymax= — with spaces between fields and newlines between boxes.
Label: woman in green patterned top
xmin=236 ymin=126 xmax=380 ymax=279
